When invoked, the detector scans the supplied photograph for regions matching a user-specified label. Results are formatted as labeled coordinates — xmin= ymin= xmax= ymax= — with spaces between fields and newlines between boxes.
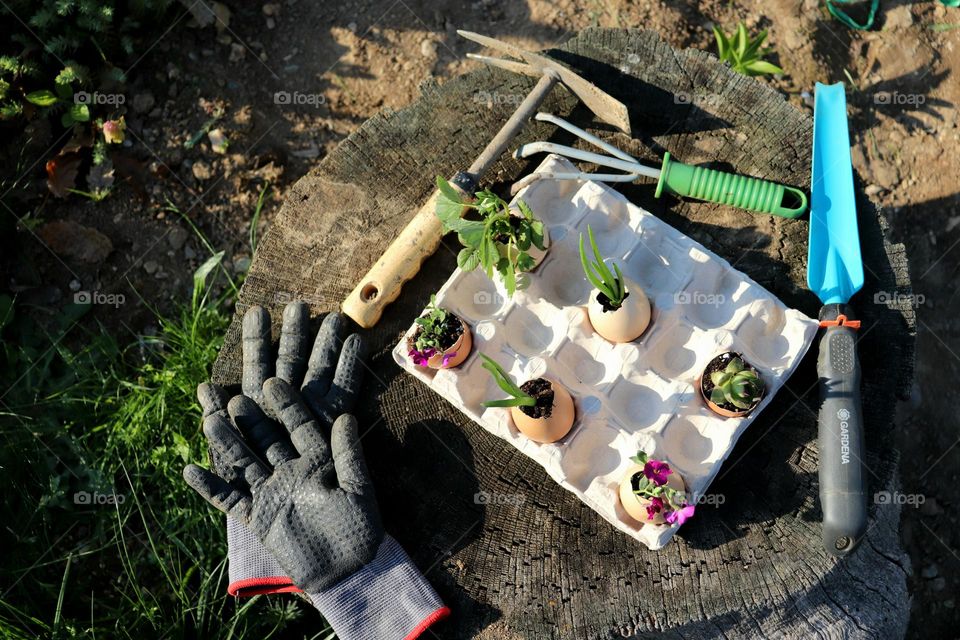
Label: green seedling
xmin=579 ymin=225 xmax=627 ymax=309
xmin=480 ymin=353 xmax=536 ymax=408
xmin=413 ymin=295 xmax=454 ymax=352
xmin=435 ymin=176 xmax=546 ymax=297
xmin=709 ymin=357 xmax=765 ymax=409
xmin=713 ymin=22 xmax=783 ymax=77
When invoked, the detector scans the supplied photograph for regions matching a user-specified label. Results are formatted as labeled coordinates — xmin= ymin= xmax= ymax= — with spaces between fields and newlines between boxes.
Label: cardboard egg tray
xmin=393 ymin=155 xmax=818 ymax=549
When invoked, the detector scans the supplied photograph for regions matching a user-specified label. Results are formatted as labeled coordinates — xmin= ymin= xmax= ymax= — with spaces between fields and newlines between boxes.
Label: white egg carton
xmin=393 ymin=155 xmax=818 ymax=549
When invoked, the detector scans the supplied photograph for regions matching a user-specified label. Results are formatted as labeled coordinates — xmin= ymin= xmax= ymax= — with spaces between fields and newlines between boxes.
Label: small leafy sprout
xmin=709 ymin=357 xmax=765 ymax=410
xmin=628 ymin=450 xmax=695 ymax=525
xmin=435 ymin=176 xmax=546 ymax=297
xmin=579 ymin=225 xmax=627 ymax=309
xmin=479 ymin=354 xmax=536 ymax=408
xmin=409 ymin=295 xmax=459 ymax=366
xmin=713 ymin=23 xmax=783 ymax=77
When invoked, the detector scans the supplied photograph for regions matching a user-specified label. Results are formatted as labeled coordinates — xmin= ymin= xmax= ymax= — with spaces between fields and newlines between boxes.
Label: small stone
xmin=262 ymin=3 xmax=281 ymax=15
xmin=801 ymin=91 xmax=814 ymax=108
xmin=931 ymin=577 xmax=946 ymax=592
xmin=229 ymin=43 xmax=246 ymax=62
xmin=865 ymin=184 xmax=883 ymax=197
xmin=266 ymin=17 xmax=276 ymax=29
xmin=167 ymin=226 xmax=190 ymax=250
xmin=133 ymin=92 xmax=156 ymax=114
xmin=192 ymin=160 xmax=213 ymax=181
xmin=946 ymin=216 xmax=960 ymax=233
xmin=69 ymin=279 xmax=82 ymax=292
xmin=921 ymin=564 xmax=939 ymax=579
xmin=143 ymin=260 xmax=159 ymax=275
xmin=347 ymin=21 xmax=357 ymax=32
xmin=184 ymin=245 xmax=197 ymax=260
xmin=233 ymin=255 xmax=252 ymax=273
xmin=420 ymin=38 xmax=438 ymax=59
xmin=36 ymin=220 xmax=113 ymax=263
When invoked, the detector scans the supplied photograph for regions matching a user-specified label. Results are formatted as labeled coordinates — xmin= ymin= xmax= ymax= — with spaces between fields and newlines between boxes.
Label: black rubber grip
xmin=817 ymin=303 xmax=867 ymax=556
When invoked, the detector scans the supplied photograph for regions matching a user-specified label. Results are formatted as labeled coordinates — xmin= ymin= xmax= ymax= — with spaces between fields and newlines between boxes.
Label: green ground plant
xmin=712 ymin=22 xmax=783 ymax=77
xmin=0 ymin=244 xmax=330 ymax=638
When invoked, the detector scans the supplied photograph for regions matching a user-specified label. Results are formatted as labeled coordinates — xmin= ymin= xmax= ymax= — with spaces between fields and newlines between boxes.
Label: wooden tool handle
xmin=343 ymin=187 xmax=467 ymax=328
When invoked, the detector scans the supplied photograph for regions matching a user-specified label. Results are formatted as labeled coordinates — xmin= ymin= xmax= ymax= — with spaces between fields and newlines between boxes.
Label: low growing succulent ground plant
xmin=408 ymin=295 xmax=464 ymax=367
xmin=579 ymin=225 xmax=628 ymax=311
xmin=630 ymin=450 xmax=695 ymax=525
xmin=435 ymin=177 xmax=546 ymax=297
xmin=706 ymin=355 xmax=765 ymax=411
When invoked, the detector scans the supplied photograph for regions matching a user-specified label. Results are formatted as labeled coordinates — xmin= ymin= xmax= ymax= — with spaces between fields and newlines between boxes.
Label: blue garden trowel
xmin=808 ymin=82 xmax=867 ymax=557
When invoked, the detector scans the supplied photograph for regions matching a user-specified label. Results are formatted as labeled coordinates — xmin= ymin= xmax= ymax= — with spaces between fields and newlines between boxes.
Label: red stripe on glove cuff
xmin=403 ymin=606 xmax=451 ymax=640
xmin=228 ymin=576 xmax=302 ymax=597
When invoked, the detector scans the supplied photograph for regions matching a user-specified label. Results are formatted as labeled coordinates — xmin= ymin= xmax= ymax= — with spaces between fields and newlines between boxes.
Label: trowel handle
xmin=816 ymin=303 xmax=867 ymax=557
xmin=654 ymin=152 xmax=808 ymax=218
xmin=342 ymin=178 xmax=471 ymax=328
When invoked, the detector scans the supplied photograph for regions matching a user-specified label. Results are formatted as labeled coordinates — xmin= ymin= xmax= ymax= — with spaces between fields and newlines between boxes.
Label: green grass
xmin=0 ymin=247 xmax=328 ymax=638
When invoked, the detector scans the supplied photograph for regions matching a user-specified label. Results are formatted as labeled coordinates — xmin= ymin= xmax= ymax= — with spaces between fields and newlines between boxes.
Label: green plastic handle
xmin=654 ymin=152 xmax=808 ymax=218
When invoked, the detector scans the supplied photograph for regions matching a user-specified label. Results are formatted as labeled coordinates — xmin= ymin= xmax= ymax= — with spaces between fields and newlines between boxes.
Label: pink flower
xmin=664 ymin=503 xmax=696 ymax=526
xmin=645 ymin=496 xmax=664 ymax=521
xmin=441 ymin=351 xmax=457 ymax=367
xmin=102 ymin=118 xmax=125 ymax=144
xmin=643 ymin=459 xmax=672 ymax=486
xmin=408 ymin=347 xmax=437 ymax=366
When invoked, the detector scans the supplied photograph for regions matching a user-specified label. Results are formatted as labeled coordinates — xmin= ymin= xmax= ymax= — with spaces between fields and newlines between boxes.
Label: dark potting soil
xmin=408 ymin=313 xmax=464 ymax=351
xmin=700 ymin=351 xmax=762 ymax=413
xmin=519 ymin=377 xmax=555 ymax=419
xmin=597 ymin=289 xmax=629 ymax=313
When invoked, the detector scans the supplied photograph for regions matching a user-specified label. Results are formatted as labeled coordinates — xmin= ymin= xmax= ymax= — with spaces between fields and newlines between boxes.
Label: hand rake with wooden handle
xmin=341 ymin=30 xmax=631 ymax=328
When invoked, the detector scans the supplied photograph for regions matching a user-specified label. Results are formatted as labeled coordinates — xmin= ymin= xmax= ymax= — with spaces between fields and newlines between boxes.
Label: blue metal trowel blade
xmin=807 ymin=82 xmax=864 ymax=305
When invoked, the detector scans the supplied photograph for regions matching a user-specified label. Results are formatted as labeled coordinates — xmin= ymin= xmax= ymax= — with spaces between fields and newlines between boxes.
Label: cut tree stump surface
xmin=213 ymin=29 xmax=916 ymax=639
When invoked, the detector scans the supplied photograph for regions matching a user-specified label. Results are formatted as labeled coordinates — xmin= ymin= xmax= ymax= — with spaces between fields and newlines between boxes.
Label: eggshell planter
xmin=413 ymin=317 xmax=473 ymax=370
xmin=618 ymin=463 xmax=687 ymax=525
xmin=509 ymin=378 xmax=575 ymax=443
xmin=697 ymin=351 xmax=765 ymax=418
xmin=393 ymin=154 xmax=819 ymax=550
xmin=586 ymin=278 xmax=651 ymax=343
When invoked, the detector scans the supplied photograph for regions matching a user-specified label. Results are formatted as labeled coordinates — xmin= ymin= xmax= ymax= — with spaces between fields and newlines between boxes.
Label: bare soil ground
xmin=6 ymin=0 xmax=958 ymax=635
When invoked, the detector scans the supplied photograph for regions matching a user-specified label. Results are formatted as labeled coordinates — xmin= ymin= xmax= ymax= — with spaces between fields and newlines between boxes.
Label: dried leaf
xmin=45 ymin=153 xmax=82 ymax=198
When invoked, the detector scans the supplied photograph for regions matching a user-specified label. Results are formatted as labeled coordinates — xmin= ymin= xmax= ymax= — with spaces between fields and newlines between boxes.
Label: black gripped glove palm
xmin=197 ymin=303 xmax=367 ymax=595
xmin=185 ymin=378 xmax=382 ymax=592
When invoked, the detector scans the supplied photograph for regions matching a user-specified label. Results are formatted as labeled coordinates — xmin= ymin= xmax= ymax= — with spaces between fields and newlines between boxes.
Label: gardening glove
xmin=185 ymin=378 xmax=449 ymax=640
xmin=197 ymin=303 xmax=366 ymax=596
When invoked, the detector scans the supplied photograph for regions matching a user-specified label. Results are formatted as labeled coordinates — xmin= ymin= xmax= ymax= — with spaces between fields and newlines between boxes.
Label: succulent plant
xmin=709 ymin=357 xmax=764 ymax=410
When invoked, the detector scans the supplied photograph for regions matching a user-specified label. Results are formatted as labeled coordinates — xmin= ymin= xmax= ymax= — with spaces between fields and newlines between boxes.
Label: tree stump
xmin=212 ymin=28 xmax=916 ymax=638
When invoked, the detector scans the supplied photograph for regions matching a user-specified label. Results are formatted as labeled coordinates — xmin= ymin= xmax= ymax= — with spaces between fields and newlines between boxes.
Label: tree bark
xmin=213 ymin=28 xmax=915 ymax=639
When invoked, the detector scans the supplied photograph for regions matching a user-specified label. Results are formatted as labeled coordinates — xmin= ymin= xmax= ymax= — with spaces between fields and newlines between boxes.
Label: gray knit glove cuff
xmin=308 ymin=535 xmax=449 ymax=640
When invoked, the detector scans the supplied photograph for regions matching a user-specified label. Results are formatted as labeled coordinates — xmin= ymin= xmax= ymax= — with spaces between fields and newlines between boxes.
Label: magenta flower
xmin=408 ymin=347 xmax=437 ymax=366
xmin=664 ymin=503 xmax=696 ymax=526
xmin=643 ymin=459 xmax=672 ymax=486
xmin=645 ymin=496 xmax=664 ymax=521
xmin=441 ymin=350 xmax=457 ymax=367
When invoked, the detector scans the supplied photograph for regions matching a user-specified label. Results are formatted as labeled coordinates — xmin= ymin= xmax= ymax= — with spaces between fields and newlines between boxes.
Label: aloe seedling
xmin=435 ymin=177 xmax=546 ymax=296
xmin=713 ymin=22 xmax=783 ymax=77
xmin=709 ymin=357 xmax=765 ymax=410
xmin=479 ymin=354 xmax=536 ymax=408
xmin=579 ymin=225 xmax=627 ymax=309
